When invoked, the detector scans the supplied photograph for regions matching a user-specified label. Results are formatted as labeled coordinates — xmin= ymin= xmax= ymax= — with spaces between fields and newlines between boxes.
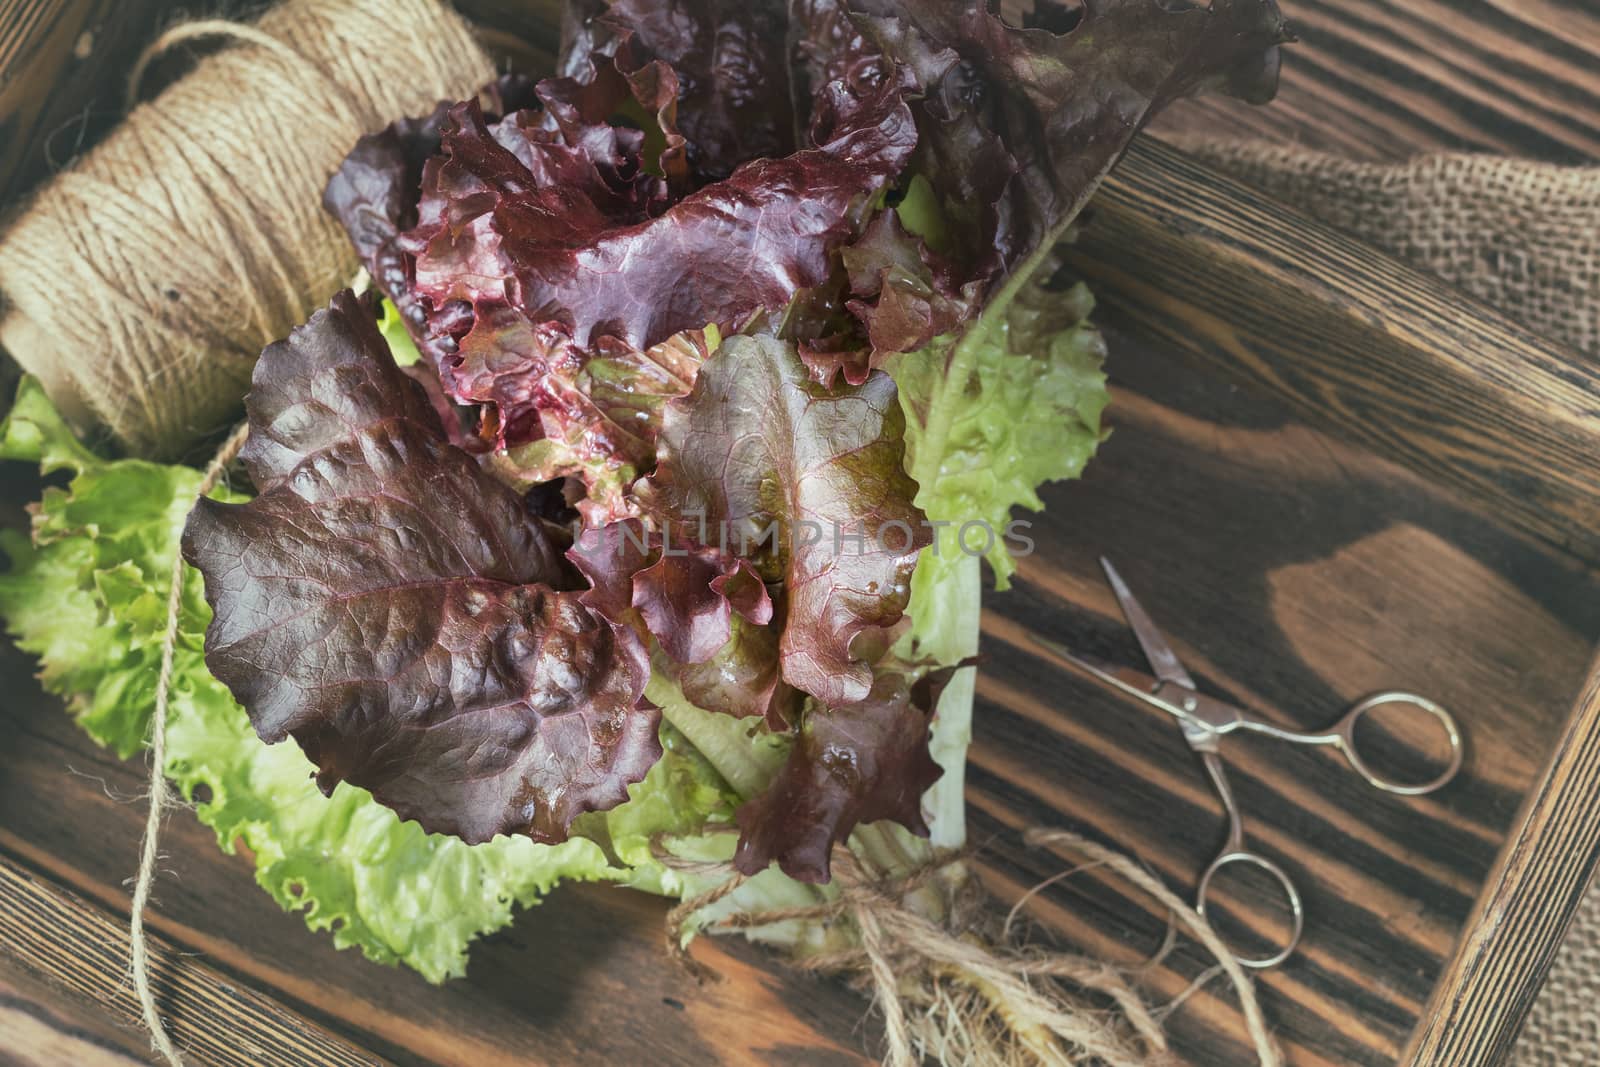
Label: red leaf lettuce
xmin=215 ymin=0 xmax=1294 ymax=882
xmin=183 ymin=292 xmax=658 ymax=845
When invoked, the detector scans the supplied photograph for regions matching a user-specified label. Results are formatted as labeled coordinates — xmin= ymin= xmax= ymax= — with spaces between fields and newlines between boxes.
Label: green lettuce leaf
xmin=376 ymin=294 xmax=423 ymax=368
xmin=885 ymin=227 xmax=1109 ymax=849
xmin=0 ymin=377 xmax=734 ymax=982
xmin=0 ymin=379 xmax=231 ymax=757
xmin=891 ymin=258 xmax=1108 ymax=592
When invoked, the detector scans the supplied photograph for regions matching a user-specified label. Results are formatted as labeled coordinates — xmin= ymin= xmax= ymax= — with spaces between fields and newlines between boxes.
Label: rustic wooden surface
xmin=1146 ymin=0 xmax=1600 ymax=162
xmin=1402 ymin=655 xmax=1600 ymax=1065
xmin=2 ymin=1 xmax=1598 ymax=1066
xmin=1062 ymin=136 xmax=1600 ymax=564
xmin=0 ymin=857 xmax=378 ymax=1066
xmin=0 ymin=0 xmax=175 ymax=212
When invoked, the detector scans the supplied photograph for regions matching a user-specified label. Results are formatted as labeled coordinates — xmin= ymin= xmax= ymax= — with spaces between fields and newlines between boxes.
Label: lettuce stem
xmin=912 ymin=551 xmax=982 ymax=850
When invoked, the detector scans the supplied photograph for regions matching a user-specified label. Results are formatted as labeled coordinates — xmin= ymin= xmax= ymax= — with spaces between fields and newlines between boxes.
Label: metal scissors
xmin=1032 ymin=558 xmax=1464 ymax=969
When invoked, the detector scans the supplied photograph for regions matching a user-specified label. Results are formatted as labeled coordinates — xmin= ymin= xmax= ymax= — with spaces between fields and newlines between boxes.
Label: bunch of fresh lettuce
xmin=0 ymin=377 xmax=821 ymax=976
xmin=0 ymin=0 xmax=1287 ymax=979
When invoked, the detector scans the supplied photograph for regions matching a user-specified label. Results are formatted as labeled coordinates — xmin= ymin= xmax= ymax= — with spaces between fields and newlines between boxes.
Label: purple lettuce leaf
xmin=563 ymin=0 xmax=799 ymax=185
xmin=640 ymin=334 xmax=929 ymax=707
xmin=463 ymin=310 xmax=709 ymax=524
xmin=567 ymin=519 xmax=773 ymax=663
xmin=832 ymin=210 xmax=979 ymax=382
xmin=328 ymin=3 xmax=919 ymax=524
xmin=793 ymin=0 xmax=1290 ymax=387
xmin=568 ymin=518 xmax=785 ymax=722
xmin=567 ymin=517 xmax=654 ymax=626
xmin=791 ymin=0 xmax=1290 ymax=386
xmin=857 ymin=0 xmax=1291 ymax=278
xmin=182 ymin=292 xmax=658 ymax=845
xmin=322 ymin=77 xmax=540 ymax=374
xmin=733 ymin=670 xmax=942 ymax=882
xmin=669 ymin=617 xmax=795 ymax=726
xmin=348 ymin=52 xmax=915 ymax=522
xmin=538 ymin=36 xmax=691 ymax=190
xmin=406 ymin=73 xmax=913 ymax=358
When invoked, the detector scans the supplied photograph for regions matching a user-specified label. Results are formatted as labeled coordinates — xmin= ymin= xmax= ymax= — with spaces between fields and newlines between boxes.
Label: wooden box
xmin=2 ymin=2 xmax=1596 ymax=1064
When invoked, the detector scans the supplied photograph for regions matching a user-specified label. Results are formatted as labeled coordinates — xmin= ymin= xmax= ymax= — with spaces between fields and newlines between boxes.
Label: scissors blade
xmin=1100 ymin=557 xmax=1198 ymax=690
xmin=1029 ymin=634 xmax=1188 ymax=723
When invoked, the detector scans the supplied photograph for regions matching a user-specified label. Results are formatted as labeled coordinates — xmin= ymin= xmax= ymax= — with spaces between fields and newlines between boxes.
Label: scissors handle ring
xmin=1196 ymin=850 xmax=1306 ymax=971
xmin=1335 ymin=691 xmax=1463 ymax=796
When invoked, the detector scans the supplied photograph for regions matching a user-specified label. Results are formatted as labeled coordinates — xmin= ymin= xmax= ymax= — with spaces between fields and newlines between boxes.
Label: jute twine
xmin=133 ymin=423 xmax=247 ymax=1067
xmin=79 ymin=2 xmax=489 ymax=1060
xmin=660 ymin=834 xmax=1281 ymax=1067
xmin=0 ymin=0 xmax=493 ymax=458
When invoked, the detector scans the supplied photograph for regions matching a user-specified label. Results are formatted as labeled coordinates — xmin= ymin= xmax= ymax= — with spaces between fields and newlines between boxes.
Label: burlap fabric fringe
xmin=660 ymin=834 xmax=1282 ymax=1067
xmin=1188 ymin=141 xmax=1598 ymax=1066
xmin=0 ymin=0 xmax=493 ymax=458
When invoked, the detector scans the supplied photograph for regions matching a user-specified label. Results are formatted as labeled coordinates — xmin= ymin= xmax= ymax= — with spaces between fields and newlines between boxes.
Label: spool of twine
xmin=0 ymin=0 xmax=495 ymax=458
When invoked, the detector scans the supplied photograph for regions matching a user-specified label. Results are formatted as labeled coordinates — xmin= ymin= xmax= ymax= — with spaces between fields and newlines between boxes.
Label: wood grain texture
xmin=0 ymin=644 xmax=871 ymax=1067
xmin=1061 ymin=136 xmax=1600 ymax=564
xmin=0 ymin=851 xmax=382 ymax=1066
xmin=1 ymin=1 xmax=1597 ymax=1066
xmin=0 ymin=963 xmax=152 ymax=1066
xmin=1149 ymin=0 xmax=1600 ymax=163
xmin=959 ymin=329 xmax=1599 ymax=1066
xmin=1402 ymin=655 xmax=1600 ymax=1066
xmin=0 ymin=0 xmax=177 ymax=211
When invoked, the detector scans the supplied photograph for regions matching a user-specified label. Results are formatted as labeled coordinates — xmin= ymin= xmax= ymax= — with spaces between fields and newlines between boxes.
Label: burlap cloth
xmin=1192 ymin=141 xmax=1599 ymax=1065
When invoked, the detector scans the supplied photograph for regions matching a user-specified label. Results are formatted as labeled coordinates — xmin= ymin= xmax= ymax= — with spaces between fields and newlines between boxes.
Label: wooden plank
xmin=1062 ymin=136 xmax=1600 ymax=565
xmin=0 ymin=0 xmax=176 ymax=211
xmin=0 ymin=849 xmax=384 ymax=1067
xmin=0 ymin=963 xmax=152 ymax=1066
xmin=0 ymin=2 xmax=1596 ymax=1067
xmin=1150 ymin=0 xmax=1600 ymax=162
xmin=1402 ymin=655 xmax=1600 ymax=1066
xmin=955 ymin=326 xmax=1600 ymax=1066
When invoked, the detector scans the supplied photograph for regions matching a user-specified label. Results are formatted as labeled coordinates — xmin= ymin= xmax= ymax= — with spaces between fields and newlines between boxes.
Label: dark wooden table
xmin=2 ymin=2 xmax=1598 ymax=1065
